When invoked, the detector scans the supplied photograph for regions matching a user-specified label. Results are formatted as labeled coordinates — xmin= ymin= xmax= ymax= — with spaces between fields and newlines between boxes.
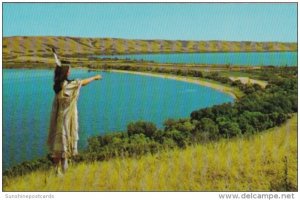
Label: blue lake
xmin=3 ymin=69 xmax=233 ymax=169
xmin=98 ymin=52 xmax=297 ymax=66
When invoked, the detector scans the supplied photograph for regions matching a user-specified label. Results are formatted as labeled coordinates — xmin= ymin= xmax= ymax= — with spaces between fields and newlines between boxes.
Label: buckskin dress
xmin=47 ymin=79 xmax=82 ymax=158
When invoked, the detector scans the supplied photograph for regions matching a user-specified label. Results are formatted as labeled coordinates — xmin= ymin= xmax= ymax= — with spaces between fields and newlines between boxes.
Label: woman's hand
xmin=94 ymin=75 xmax=102 ymax=80
xmin=82 ymin=74 xmax=102 ymax=86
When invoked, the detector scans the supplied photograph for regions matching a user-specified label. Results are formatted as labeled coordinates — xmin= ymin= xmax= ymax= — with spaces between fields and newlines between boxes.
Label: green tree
xmin=197 ymin=118 xmax=219 ymax=140
xmin=238 ymin=115 xmax=255 ymax=134
xmin=218 ymin=121 xmax=241 ymax=138
xmin=127 ymin=121 xmax=157 ymax=138
xmin=240 ymin=111 xmax=273 ymax=132
xmin=165 ymin=129 xmax=187 ymax=148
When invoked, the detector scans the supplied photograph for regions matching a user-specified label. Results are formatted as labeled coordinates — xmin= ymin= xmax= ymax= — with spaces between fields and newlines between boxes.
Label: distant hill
xmin=3 ymin=36 xmax=297 ymax=66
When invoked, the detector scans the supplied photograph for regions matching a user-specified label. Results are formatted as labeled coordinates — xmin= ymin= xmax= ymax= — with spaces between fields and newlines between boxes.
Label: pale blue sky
xmin=3 ymin=3 xmax=297 ymax=42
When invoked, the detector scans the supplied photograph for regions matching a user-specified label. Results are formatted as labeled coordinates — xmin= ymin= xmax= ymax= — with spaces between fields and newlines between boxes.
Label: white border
xmin=1 ymin=1 xmax=299 ymax=200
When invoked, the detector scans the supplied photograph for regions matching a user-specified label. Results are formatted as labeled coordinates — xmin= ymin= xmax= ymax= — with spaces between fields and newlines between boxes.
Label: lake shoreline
xmin=3 ymin=66 xmax=241 ymax=98
xmin=108 ymin=69 xmax=239 ymax=99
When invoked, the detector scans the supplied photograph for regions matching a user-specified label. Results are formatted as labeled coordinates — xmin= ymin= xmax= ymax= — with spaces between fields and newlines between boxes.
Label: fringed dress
xmin=47 ymin=79 xmax=82 ymax=158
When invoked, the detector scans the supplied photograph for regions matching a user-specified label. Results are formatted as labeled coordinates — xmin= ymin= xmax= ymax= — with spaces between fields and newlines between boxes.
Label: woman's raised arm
xmin=81 ymin=75 xmax=102 ymax=86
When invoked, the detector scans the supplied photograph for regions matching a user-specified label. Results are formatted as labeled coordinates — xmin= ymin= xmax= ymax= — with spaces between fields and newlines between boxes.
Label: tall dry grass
xmin=4 ymin=115 xmax=297 ymax=191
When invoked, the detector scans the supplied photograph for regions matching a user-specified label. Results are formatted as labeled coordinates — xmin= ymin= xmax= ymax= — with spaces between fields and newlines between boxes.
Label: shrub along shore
xmin=3 ymin=65 xmax=297 ymax=180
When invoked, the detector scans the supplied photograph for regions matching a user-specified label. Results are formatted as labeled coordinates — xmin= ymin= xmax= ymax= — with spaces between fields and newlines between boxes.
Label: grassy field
xmin=3 ymin=115 xmax=297 ymax=191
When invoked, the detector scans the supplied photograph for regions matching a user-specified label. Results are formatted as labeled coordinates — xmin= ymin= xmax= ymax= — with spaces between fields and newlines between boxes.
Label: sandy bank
xmin=108 ymin=70 xmax=239 ymax=99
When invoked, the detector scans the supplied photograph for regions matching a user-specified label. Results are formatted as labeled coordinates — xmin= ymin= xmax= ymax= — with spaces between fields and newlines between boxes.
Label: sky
xmin=3 ymin=3 xmax=297 ymax=42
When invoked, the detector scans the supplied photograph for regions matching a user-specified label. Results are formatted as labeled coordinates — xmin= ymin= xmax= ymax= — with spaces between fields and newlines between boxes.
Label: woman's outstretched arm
xmin=81 ymin=75 xmax=102 ymax=86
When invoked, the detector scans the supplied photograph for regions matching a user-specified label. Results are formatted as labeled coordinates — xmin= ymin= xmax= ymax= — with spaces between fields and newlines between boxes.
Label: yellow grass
xmin=3 ymin=37 xmax=297 ymax=59
xmin=3 ymin=115 xmax=297 ymax=191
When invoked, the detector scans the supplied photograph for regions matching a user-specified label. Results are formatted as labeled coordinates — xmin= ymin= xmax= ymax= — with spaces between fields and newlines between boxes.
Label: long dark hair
xmin=53 ymin=65 xmax=71 ymax=94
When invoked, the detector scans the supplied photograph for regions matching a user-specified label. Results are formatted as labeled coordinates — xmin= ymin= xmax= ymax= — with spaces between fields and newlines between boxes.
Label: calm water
xmin=99 ymin=52 xmax=297 ymax=66
xmin=3 ymin=69 xmax=233 ymax=169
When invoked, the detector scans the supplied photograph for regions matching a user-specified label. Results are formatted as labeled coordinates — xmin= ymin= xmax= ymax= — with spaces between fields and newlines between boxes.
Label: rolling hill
xmin=3 ymin=36 xmax=297 ymax=67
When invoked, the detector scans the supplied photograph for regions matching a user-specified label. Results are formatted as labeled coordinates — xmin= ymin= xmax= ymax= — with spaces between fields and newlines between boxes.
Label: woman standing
xmin=47 ymin=49 xmax=101 ymax=175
